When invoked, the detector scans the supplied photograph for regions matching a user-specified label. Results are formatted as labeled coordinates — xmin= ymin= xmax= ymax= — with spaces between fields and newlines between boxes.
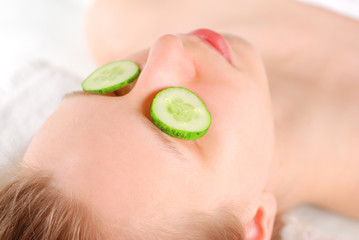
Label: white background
xmin=0 ymin=0 xmax=95 ymax=84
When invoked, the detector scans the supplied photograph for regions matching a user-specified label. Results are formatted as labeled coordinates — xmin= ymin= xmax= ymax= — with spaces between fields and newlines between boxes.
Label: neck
xmin=266 ymin=133 xmax=318 ymax=213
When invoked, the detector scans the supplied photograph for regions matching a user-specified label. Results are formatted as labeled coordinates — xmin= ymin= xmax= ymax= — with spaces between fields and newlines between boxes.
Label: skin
xmin=85 ymin=0 xmax=359 ymax=218
xmin=24 ymin=33 xmax=277 ymax=239
xmin=24 ymin=0 xmax=359 ymax=238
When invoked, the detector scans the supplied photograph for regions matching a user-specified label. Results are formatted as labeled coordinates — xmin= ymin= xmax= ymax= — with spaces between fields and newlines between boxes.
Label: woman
xmin=85 ymin=0 xmax=359 ymax=223
xmin=0 ymin=1 xmax=358 ymax=240
xmin=2 ymin=28 xmax=276 ymax=239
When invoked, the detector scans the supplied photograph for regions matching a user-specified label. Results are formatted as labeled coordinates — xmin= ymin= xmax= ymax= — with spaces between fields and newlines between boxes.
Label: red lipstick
xmin=190 ymin=29 xmax=232 ymax=63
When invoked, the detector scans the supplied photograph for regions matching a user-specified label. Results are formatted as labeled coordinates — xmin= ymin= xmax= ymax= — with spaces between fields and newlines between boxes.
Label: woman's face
xmin=24 ymin=30 xmax=274 ymax=227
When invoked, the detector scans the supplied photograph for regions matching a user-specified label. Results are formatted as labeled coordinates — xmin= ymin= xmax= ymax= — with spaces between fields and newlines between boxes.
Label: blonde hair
xmin=0 ymin=162 xmax=245 ymax=240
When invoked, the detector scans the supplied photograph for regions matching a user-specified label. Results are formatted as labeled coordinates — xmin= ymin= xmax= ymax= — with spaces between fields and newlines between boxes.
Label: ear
xmin=245 ymin=192 xmax=277 ymax=240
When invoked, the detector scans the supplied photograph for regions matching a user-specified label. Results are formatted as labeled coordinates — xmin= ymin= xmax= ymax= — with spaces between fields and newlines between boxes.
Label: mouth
xmin=190 ymin=29 xmax=232 ymax=63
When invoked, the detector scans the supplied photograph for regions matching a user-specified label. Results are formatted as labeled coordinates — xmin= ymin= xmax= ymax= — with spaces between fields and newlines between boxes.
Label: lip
xmin=190 ymin=29 xmax=232 ymax=64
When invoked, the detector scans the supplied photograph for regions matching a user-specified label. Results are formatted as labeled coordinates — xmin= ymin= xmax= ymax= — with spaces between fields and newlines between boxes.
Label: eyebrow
xmin=62 ymin=90 xmax=97 ymax=100
xmin=62 ymin=90 xmax=98 ymax=100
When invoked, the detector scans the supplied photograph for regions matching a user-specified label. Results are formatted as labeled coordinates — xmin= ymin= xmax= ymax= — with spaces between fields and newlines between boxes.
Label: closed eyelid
xmin=142 ymin=117 xmax=187 ymax=161
xmin=62 ymin=90 xmax=120 ymax=100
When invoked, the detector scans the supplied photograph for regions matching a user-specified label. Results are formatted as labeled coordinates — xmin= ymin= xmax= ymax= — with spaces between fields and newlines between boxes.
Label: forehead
xmin=27 ymin=97 xmax=180 ymax=211
xmin=42 ymin=104 xmax=214 ymax=226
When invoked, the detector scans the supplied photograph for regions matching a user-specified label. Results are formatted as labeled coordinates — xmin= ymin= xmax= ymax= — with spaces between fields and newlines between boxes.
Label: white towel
xmin=0 ymin=61 xmax=82 ymax=164
xmin=295 ymin=0 xmax=359 ymax=20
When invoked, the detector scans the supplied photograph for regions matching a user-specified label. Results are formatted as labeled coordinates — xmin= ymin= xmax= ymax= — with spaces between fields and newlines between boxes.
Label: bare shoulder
xmin=265 ymin=1 xmax=359 ymax=218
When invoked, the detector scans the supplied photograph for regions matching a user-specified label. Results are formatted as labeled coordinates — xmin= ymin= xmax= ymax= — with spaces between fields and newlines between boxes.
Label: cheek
xmin=193 ymin=79 xmax=274 ymax=187
xmin=85 ymin=0 xmax=152 ymax=65
xmin=193 ymin=79 xmax=272 ymax=139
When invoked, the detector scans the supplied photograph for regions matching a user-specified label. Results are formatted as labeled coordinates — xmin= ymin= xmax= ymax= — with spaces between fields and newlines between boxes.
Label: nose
xmin=131 ymin=34 xmax=196 ymax=98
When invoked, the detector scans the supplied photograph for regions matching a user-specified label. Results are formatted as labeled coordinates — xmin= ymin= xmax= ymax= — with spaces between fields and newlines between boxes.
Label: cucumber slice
xmin=151 ymin=87 xmax=211 ymax=140
xmin=82 ymin=60 xmax=140 ymax=94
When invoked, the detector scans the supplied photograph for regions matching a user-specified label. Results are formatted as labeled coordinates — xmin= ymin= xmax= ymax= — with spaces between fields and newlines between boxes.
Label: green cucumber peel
xmin=151 ymin=87 xmax=212 ymax=140
xmin=82 ymin=60 xmax=140 ymax=94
